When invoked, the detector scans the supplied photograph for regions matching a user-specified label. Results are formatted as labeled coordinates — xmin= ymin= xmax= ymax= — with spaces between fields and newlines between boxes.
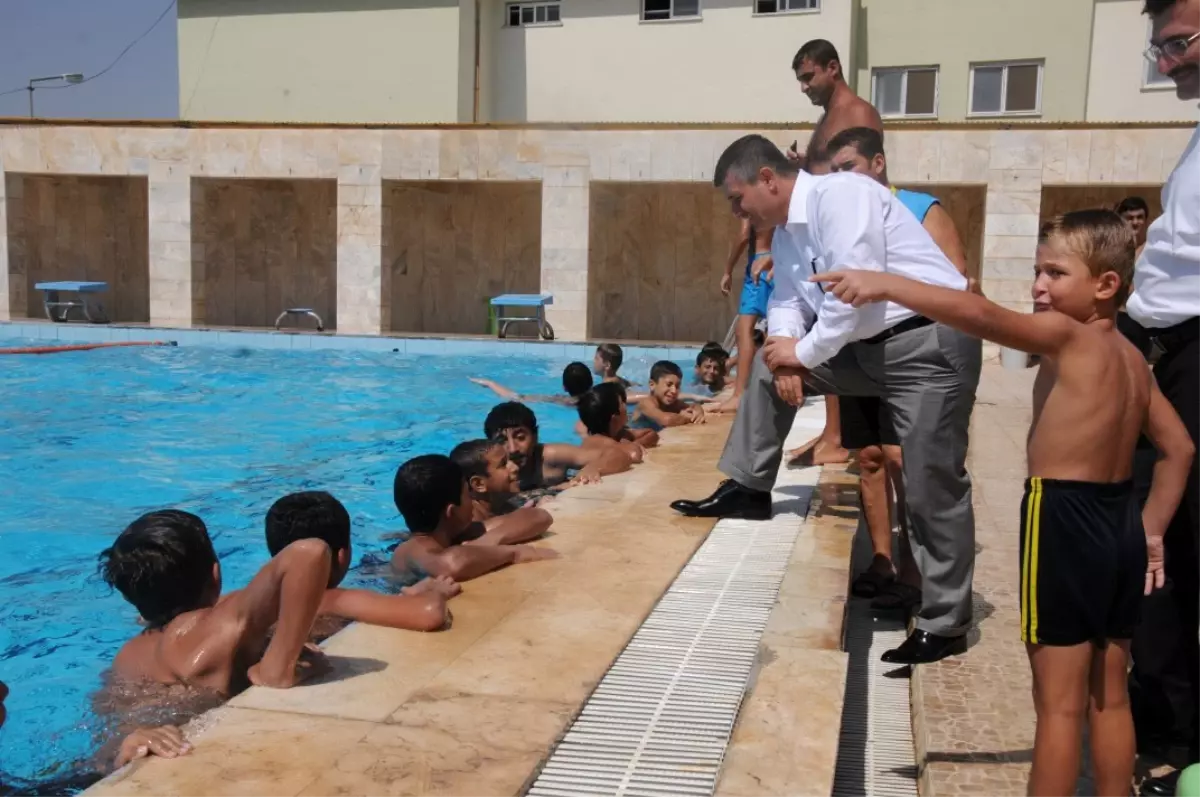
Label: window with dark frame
xmin=755 ymin=0 xmax=819 ymax=13
xmin=507 ymin=1 xmax=561 ymax=27
xmin=642 ymin=0 xmax=701 ymax=21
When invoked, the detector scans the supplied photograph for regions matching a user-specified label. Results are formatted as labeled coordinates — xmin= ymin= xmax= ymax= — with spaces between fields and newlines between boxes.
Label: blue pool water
xmin=0 ymin=338 xmax=683 ymax=785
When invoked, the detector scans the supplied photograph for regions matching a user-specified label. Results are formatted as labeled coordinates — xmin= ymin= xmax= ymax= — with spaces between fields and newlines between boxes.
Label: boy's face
xmin=472 ymin=445 xmax=520 ymax=497
xmin=650 ymin=374 xmax=682 ymax=405
xmin=496 ymin=426 xmax=537 ymax=469
xmin=592 ymin=351 xmax=606 ymax=375
xmin=695 ymin=357 xmax=723 ymax=386
xmin=1032 ymin=239 xmax=1122 ymax=321
xmin=1121 ymin=208 xmax=1148 ymax=240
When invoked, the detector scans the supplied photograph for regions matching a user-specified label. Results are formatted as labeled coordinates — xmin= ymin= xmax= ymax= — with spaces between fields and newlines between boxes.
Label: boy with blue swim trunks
xmin=717 ymin=219 xmax=775 ymax=413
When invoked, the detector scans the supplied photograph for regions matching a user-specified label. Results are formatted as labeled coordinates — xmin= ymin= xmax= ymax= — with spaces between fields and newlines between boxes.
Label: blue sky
xmin=0 ymin=0 xmax=179 ymax=119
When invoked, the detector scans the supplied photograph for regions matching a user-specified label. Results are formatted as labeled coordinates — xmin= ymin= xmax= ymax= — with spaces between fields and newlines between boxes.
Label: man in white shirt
xmin=1125 ymin=2 xmax=1199 ymax=793
xmin=671 ymin=135 xmax=981 ymax=665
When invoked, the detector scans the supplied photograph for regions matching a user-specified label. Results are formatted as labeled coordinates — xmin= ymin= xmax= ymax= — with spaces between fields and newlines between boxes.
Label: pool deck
xmin=88 ymin=402 xmax=856 ymax=797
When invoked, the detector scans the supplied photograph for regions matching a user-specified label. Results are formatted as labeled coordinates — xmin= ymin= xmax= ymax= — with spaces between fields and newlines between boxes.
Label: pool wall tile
xmin=0 ymin=322 xmax=699 ymax=360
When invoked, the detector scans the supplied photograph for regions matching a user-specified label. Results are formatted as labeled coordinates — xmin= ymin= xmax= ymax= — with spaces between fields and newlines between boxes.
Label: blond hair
xmin=1038 ymin=209 xmax=1136 ymax=305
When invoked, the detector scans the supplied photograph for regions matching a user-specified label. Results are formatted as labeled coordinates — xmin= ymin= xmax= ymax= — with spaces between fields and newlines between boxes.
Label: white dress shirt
xmin=766 ymin=171 xmax=967 ymax=369
xmin=1126 ymin=120 xmax=1200 ymax=329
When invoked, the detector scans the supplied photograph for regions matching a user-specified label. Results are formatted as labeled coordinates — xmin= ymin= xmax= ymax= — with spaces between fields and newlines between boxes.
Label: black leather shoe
xmin=670 ymin=479 xmax=771 ymax=520
xmin=1141 ymin=770 xmax=1180 ymax=796
xmin=881 ymin=630 xmax=967 ymax=665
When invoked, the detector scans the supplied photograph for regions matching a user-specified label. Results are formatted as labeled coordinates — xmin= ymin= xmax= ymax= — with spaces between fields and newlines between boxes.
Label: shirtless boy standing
xmin=815 ymin=209 xmax=1194 ymax=797
xmin=99 ymin=509 xmax=331 ymax=695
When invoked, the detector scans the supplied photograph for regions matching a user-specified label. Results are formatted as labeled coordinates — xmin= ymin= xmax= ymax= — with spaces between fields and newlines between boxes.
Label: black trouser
xmin=1126 ymin=319 xmax=1200 ymax=761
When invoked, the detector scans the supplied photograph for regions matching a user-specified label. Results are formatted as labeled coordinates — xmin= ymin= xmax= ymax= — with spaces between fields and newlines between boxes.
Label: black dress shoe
xmin=1141 ymin=770 xmax=1180 ymax=796
xmin=881 ymin=630 xmax=967 ymax=665
xmin=670 ymin=479 xmax=771 ymax=520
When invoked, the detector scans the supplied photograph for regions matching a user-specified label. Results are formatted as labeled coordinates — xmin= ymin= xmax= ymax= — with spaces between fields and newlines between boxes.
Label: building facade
xmin=177 ymin=0 xmax=1193 ymax=124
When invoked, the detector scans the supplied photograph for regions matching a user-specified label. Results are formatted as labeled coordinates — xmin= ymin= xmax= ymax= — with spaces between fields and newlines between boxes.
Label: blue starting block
xmin=489 ymin=293 xmax=554 ymax=340
xmin=34 ymin=281 xmax=109 ymax=324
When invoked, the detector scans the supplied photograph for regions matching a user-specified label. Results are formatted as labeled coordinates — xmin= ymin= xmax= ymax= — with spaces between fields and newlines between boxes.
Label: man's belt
xmin=861 ymin=315 xmax=935 ymax=345
xmin=1149 ymin=316 xmax=1199 ymax=356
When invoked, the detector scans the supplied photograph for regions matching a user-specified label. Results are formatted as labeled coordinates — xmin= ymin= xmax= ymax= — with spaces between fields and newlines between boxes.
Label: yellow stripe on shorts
xmin=1020 ymin=478 xmax=1044 ymax=644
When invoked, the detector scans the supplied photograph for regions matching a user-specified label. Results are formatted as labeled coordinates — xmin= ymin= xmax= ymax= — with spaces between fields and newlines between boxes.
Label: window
xmin=969 ymin=61 xmax=1042 ymax=116
xmin=642 ymin=0 xmax=700 ymax=21
xmin=871 ymin=67 xmax=938 ymax=118
xmin=755 ymin=0 xmax=819 ymax=13
xmin=506 ymin=1 xmax=560 ymax=27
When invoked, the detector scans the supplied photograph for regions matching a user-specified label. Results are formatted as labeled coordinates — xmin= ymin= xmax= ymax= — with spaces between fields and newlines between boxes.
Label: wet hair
xmin=596 ymin=343 xmax=624 ymax=373
xmin=1143 ymin=0 xmax=1177 ymax=15
xmin=98 ymin=509 xmax=218 ymax=630
xmin=393 ymin=454 xmax=465 ymax=534
xmin=1115 ymin=196 xmax=1149 ymax=215
xmin=792 ymin=39 xmax=840 ymax=71
xmin=697 ymin=346 xmax=728 ymax=367
xmin=265 ymin=491 xmax=351 ymax=563
xmin=826 ymin=127 xmax=885 ymax=161
xmin=450 ymin=438 xmax=500 ymax=482
xmin=562 ymin=362 xmax=594 ymax=397
xmin=714 ymin=134 xmax=799 ymax=188
xmin=484 ymin=401 xmax=538 ymax=439
xmin=577 ymin=382 xmax=625 ymax=436
xmin=650 ymin=360 xmax=684 ymax=382
xmin=1038 ymin=209 xmax=1136 ymax=305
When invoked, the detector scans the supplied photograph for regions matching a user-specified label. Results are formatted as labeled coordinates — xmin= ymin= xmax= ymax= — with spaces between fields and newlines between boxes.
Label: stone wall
xmin=0 ymin=123 xmax=1191 ymax=341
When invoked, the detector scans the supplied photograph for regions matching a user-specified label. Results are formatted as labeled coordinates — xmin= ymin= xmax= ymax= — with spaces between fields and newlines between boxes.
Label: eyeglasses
xmin=1144 ymin=32 xmax=1200 ymax=63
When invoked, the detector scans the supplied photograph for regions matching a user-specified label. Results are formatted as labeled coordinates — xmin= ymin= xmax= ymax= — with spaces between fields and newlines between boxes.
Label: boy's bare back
xmin=1028 ymin=323 xmax=1150 ymax=482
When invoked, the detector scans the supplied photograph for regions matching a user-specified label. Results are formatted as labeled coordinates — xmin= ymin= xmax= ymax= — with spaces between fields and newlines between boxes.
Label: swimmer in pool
xmin=592 ymin=343 xmax=635 ymax=388
xmin=577 ymin=383 xmax=656 ymax=461
xmin=469 ymin=362 xmax=593 ymax=406
xmin=389 ymin=454 xmax=559 ymax=582
xmin=264 ymin=491 xmax=459 ymax=632
xmin=482 ymin=401 xmax=629 ymax=492
xmin=634 ymin=361 xmax=705 ymax=430
xmin=450 ymin=438 xmax=524 ymax=520
xmin=99 ymin=509 xmax=331 ymax=696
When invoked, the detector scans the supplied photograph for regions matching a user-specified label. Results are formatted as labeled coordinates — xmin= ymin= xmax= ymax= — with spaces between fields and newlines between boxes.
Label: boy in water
xmin=265 ymin=491 xmax=458 ymax=632
xmin=593 ymin=343 xmax=634 ymax=388
xmin=390 ymin=454 xmax=559 ymax=582
xmin=483 ymin=401 xmax=629 ymax=491
xmin=469 ymin=362 xmax=593 ymax=406
xmin=578 ymin=383 xmax=657 ymax=457
xmin=814 ymin=210 xmax=1194 ymax=797
xmin=634 ymin=361 xmax=705 ymax=429
xmin=99 ymin=509 xmax=331 ymax=695
xmin=450 ymin=439 xmax=522 ymax=520
xmin=692 ymin=345 xmax=729 ymax=396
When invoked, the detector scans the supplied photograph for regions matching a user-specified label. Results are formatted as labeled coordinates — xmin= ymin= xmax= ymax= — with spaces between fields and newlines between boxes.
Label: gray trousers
xmin=719 ymin=323 xmax=982 ymax=637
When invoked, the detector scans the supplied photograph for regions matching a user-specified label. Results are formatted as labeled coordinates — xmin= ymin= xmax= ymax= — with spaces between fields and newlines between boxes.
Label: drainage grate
xmin=831 ymin=525 xmax=920 ymax=797
xmin=528 ymin=403 xmax=825 ymax=797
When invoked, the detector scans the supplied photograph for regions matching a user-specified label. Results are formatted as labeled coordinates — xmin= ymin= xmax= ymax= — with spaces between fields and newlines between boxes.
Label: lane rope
xmin=0 ymin=341 xmax=177 ymax=355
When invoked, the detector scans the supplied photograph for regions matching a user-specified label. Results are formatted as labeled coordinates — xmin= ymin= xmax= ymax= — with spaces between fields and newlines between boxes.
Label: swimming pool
xmin=0 ymin=337 xmax=688 ymax=786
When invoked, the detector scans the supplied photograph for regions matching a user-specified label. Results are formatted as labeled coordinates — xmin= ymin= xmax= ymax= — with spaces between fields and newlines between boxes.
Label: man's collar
xmin=786 ymin=170 xmax=818 ymax=225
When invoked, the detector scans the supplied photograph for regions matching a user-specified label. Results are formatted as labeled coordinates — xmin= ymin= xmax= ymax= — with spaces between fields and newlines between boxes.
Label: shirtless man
xmin=783 ymin=37 xmax=884 ymax=466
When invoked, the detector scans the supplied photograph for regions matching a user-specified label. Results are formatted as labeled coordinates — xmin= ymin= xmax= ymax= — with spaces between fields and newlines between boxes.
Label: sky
xmin=0 ymin=0 xmax=179 ymax=119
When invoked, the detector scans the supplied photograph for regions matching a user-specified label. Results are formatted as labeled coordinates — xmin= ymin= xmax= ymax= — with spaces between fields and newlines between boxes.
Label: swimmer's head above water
xmin=98 ymin=510 xmax=222 ymax=630
xmin=484 ymin=401 xmax=540 ymax=468
xmin=451 ymin=438 xmax=520 ymax=502
xmin=562 ymin=362 xmax=594 ymax=397
xmin=577 ymin=382 xmax=629 ymax=439
xmin=392 ymin=454 xmax=472 ymax=537
xmin=593 ymin=343 xmax=624 ymax=379
xmin=649 ymin=361 xmax=684 ymax=407
xmin=265 ymin=491 xmax=353 ymax=588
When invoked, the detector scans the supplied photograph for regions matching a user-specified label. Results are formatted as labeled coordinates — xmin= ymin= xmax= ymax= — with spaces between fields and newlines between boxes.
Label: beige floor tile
xmin=716 ymin=647 xmax=848 ymax=797
xmin=90 ymin=707 xmax=375 ymax=797
xmin=300 ymin=691 xmax=576 ymax=797
xmin=761 ymin=594 xmax=846 ymax=651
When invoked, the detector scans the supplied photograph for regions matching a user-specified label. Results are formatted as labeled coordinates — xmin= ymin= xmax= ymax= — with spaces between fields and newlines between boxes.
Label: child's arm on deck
xmin=469 ymin=378 xmax=520 ymax=400
xmin=471 ymin=506 xmax=553 ymax=545
xmin=411 ymin=543 xmax=557 ymax=581
xmin=320 ymin=587 xmax=451 ymax=632
xmin=635 ymin=396 xmax=694 ymax=428
xmin=810 ymin=272 xmax=1077 ymax=356
xmin=544 ymin=442 xmax=634 ymax=482
xmin=1141 ymin=381 xmax=1196 ymax=593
